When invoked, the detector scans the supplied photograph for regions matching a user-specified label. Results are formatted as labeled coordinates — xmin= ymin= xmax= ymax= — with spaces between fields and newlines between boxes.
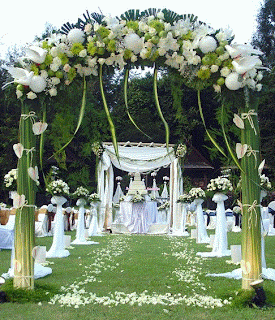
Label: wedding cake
xmin=127 ymin=172 xmax=147 ymax=195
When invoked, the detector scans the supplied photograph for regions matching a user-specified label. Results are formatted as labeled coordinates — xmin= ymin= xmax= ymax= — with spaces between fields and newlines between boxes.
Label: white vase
xmin=194 ymin=198 xmax=209 ymax=243
xmin=46 ymin=196 xmax=70 ymax=258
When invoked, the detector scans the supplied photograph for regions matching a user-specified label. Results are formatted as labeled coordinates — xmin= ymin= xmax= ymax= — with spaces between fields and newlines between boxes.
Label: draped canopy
xmin=97 ymin=142 xmax=183 ymax=232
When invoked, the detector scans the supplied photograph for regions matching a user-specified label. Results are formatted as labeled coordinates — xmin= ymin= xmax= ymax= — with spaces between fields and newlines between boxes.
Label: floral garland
xmin=5 ymin=9 xmax=264 ymax=101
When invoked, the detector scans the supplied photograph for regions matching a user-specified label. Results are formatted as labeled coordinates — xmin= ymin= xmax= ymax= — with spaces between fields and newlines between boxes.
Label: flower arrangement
xmin=206 ymin=176 xmax=233 ymax=197
xmin=158 ymin=201 xmax=170 ymax=210
xmin=260 ymin=174 xmax=272 ymax=191
xmin=163 ymin=176 xmax=169 ymax=181
xmin=91 ymin=142 xmax=104 ymax=158
xmin=177 ymin=193 xmax=191 ymax=203
xmin=188 ymin=187 xmax=205 ymax=201
xmin=5 ymin=9 xmax=264 ymax=102
xmin=89 ymin=193 xmax=100 ymax=202
xmin=46 ymin=179 xmax=70 ymax=196
xmin=176 ymin=144 xmax=187 ymax=158
xmin=0 ymin=202 xmax=7 ymax=209
xmin=4 ymin=168 xmax=18 ymax=190
xmin=72 ymin=186 xmax=90 ymax=200
xmin=119 ymin=196 xmax=125 ymax=202
xmin=131 ymin=192 xmax=145 ymax=203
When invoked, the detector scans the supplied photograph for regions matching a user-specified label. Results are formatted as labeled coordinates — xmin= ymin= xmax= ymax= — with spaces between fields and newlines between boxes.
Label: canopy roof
xmin=102 ymin=142 xmax=175 ymax=174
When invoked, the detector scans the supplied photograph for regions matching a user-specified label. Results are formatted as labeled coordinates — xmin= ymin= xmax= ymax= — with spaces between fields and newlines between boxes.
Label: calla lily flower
xmin=25 ymin=46 xmax=47 ymax=64
xmin=225 ymin=44 xmax=263 ymax=59
xmin=232 ymin=56 xmax=262 ymax=75
xmin=3 ymin=67 xmax=34 ymax=88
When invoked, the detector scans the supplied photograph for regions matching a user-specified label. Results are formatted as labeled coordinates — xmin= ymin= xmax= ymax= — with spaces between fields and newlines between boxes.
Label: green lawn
xmin=0 ymin=230 xmax=274 ymax=320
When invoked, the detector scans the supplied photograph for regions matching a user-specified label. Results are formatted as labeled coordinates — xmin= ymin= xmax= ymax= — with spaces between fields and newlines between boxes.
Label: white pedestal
xmin=46 ymin=196 xmax=70 ymax=258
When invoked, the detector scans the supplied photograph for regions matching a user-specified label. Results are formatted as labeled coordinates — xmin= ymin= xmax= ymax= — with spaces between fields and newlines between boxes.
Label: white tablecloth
xmin=119 ymin=201 xmax=157 ymax=234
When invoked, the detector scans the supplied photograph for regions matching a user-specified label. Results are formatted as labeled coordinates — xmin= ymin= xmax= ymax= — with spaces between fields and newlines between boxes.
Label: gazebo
xmin=97 ymin=142 xmax=184 ymax=233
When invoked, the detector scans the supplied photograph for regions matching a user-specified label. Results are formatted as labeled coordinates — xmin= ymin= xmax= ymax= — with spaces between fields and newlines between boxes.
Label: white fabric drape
xmin=113 ymin=182 xmax=124 ymax=204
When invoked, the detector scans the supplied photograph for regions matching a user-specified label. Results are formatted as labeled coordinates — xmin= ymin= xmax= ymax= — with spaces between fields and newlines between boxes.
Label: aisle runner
xmin=49 ymin=236 xmax=231 ymax=308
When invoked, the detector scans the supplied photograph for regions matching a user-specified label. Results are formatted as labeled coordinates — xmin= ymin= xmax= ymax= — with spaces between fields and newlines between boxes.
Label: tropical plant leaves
xmin=119 ymin=9 xmax=143 ymax=21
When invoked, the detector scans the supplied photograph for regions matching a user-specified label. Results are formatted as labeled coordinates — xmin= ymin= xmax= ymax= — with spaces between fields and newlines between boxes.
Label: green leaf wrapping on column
xmin=197 ymin=90 xmax=227 ymax=158
xmin=123 ymin=68 xmax=151 ymax=139
xmin=49 ymin=76 xmax=87 ymax=159
xmin=153 ymin=67 xmax=170 ymax=149
xmin=99 ymin=64 xmax=119 ymax=160
xmin=221 ymin=102 xmax=245 ymax=173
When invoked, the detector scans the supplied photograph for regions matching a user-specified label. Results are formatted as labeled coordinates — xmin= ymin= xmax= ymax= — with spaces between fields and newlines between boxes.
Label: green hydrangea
xmin=197 ymin=67 xmax=211 ymax=80
xmin=107 ymin=40 xmax=116 ymax=53
xmin=44 ymin=54 xmax=53 ymax=66
xmin=87 ymin=42 xmax=97 ymax=56
xmin=68 ymin=67 xmax=77 ymax=81
xmin=149 ymin=19 xmax=164 ymax=33
xmin=126 ymin=21 xmax=139 ymax=32
xmin=30 ymin=64 xmax=39 ymax=75
xmin=71 ymin=43 xmax=85 ymax=56
xmin=123 ymin=49 xmax=133 ymax=60
xmin=58 ymin=53 xmax=69 ymax=65
xmin=97 ymin=26 xmax=110 ymax=39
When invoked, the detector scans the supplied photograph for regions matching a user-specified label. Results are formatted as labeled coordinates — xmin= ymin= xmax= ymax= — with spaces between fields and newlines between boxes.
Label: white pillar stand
xmin=171 ymin=203 xmax=189 ymax=236
xmin=194 ymin=199 xmax=209 ymax=244
xmin=198 ymin=193 xmax=230 ymax=257
xmin=88 ymin=203 xmax=103 ymax=236
xmin=46 ymin=196 xmax=70 ymax=258
xmin=72 ymin=199 xmax=99 ymax=245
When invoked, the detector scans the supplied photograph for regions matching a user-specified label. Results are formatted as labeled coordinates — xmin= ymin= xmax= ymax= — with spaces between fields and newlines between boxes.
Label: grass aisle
xmin=0 ymin=232 xmax=274 ymax=320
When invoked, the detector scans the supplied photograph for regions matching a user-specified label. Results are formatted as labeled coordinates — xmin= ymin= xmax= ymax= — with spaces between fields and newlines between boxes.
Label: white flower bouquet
xmin=158 ymin=201 xmax=170 ymax=210
xmin=177 ymin=193 xmax=191 ymax=203
xmin=4 ymin=168 xmax=18 ymax=190
xmin=89 ymin=193 xmax=100 ymax=202
xmin=46 ymin=179 xmax=70 ymax=196
xmin=176 ymin=144 xmax=187 ymax=158
xmin=260 ymin=174 xmax=272 ymax=191
xmin=91 ymin=142 xmax=104 ymax=158
xmin=206 ymin=176 xmax=233 ymax=197
xmin=131 ymin=192 xmax=145 ymax=203
xmin=188 ymin=187 xmax=205 ymax=201
xmin=72 ymin=186 xmax=90 ymax=200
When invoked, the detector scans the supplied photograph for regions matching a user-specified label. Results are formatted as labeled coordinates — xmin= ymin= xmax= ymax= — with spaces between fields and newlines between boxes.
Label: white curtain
xmin=98 ymin=144 xmax=182 ymax=230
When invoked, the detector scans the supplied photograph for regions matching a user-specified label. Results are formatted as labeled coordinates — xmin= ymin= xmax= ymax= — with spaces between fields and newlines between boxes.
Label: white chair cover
xmin=0 ymin=215 xmax=15 ymax=249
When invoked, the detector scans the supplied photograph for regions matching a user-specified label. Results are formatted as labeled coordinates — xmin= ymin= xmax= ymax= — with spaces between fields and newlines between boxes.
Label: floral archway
xmin=4 ymin=8 xmax=265 ymax=291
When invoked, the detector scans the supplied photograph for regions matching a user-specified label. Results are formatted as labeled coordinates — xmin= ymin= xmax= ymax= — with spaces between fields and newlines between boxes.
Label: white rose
xmin=49 ymin=87 xmax=57 ymax=96
xmin=79 ymin=49 xmax=87 ymax=58
xmin=27 ymin=91 xmax=37 ymax=100
xmin=210 ymin=65 xmax=219 ymax=73
xmin=50 ymin=47 xmax=59 ymax=57
xmin=63 ymin=64 xmax=71 ymax=72
xmin=51 ymin=77 xmax=60 ymax=85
